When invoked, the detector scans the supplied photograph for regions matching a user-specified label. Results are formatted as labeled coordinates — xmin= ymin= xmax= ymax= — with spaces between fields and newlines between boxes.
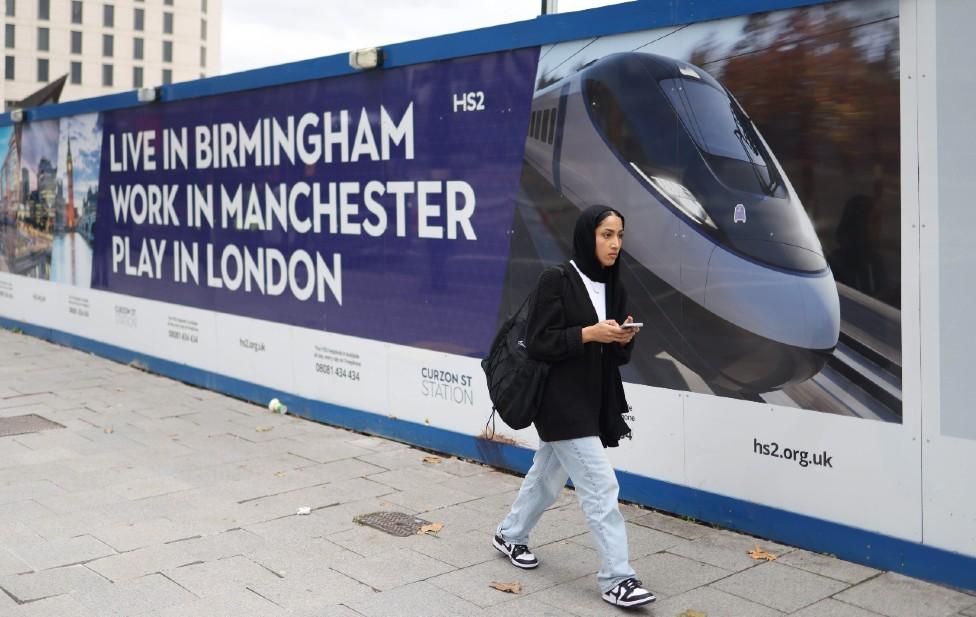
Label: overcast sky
xmin=220 ymin=0 xmax=629 ymax=75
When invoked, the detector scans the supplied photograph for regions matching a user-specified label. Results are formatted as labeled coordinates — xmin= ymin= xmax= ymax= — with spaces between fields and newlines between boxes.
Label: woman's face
xmin=594 ymin=214 xmax=624 ymax=267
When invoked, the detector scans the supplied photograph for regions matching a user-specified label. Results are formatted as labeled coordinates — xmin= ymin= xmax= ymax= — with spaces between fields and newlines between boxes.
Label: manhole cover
xmin=0 ymin=414 xmax=65 ymax=437
xmin=354 ymin=511 xmax=431 ymax=537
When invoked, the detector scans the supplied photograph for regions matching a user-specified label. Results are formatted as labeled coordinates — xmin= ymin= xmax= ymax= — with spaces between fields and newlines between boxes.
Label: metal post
xmin=541 ymin=0 xmax=558 ymax=15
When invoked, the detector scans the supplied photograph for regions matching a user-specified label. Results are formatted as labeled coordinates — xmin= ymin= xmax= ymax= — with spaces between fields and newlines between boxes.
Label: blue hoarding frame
xmin=0 ymin=0 xmax=832 ymax=125
xmin=1 ymin=314 xmax=974 ymax=593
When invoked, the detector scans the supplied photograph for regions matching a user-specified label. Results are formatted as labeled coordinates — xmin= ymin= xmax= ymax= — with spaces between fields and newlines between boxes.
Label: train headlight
xmin=631 ymin=163 xmax=717 ymax=230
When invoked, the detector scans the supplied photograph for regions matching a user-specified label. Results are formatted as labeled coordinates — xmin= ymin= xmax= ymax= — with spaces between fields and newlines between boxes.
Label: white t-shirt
xmin=569 ymin=260 xmax=606 ymax=323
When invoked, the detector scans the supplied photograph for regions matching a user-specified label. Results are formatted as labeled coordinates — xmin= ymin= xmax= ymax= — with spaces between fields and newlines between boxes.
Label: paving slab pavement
xmin=0 ymin=327 xmax=974 ymax=617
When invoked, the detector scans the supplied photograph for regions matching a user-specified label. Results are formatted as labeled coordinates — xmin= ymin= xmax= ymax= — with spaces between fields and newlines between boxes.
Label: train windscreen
xmin=661 ymin=78 xmax=786 ymax=198
xmin=585 ymin=74 xmax=677 ymax=173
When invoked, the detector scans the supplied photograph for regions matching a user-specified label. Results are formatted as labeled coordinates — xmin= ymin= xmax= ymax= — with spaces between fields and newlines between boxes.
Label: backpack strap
xmin=484 ymin=407 xmax=497 ymax=440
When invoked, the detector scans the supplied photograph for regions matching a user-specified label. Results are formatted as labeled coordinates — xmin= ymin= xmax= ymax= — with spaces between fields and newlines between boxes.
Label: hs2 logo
xmin=453 ymin=91 xmax=486 ymax=112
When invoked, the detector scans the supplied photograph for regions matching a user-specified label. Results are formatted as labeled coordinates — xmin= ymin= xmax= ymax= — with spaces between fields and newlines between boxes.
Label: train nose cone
xmin=691 ymin=244 xmax=841 ymax=393
xmin=706 ymin=244 xmax=840 ymax=351
xmin=728 ymin=238 xmax=827 ymax=273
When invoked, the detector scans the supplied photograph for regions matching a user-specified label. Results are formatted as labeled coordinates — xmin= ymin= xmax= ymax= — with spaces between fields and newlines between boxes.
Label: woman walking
xmin=492 ymin=205 xmax=655 ymax=608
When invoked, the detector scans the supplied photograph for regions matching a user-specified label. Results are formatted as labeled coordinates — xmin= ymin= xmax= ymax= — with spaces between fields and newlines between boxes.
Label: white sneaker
xmin=492 ymin=534 xmax=539 ymax=569
xmin=602 ymin=578 xmax=656 ymax=608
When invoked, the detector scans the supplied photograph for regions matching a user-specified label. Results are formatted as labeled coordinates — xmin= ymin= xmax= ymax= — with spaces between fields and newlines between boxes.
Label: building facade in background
xmin=1 ymin=0 xmax=221 ymax=110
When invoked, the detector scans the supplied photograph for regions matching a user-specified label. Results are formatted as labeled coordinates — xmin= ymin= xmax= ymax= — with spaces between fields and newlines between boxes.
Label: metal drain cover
xmin=354 ymin=511 xmax=431 ymax=537
xmin=0 ymin=414 xmax=65 ymax=437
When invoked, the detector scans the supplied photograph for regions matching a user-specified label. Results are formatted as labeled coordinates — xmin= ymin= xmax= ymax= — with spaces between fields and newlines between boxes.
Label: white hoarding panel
xmin=920 ymin=0 xmax=976 ymax=556
xmin=608 ymin=385 xmax=685 ymax=483
xmin=685 ymin=393 xmax=922 ymax=540
xmin=0 ymin=272 xmax=27 ymax=323
xmin=290 ymin=328 xmax=390 ymax=417
xmin=386 ymin=344 xmax=497 ymax=439
xmin=212 ymin=312 xmax=297 ymax=393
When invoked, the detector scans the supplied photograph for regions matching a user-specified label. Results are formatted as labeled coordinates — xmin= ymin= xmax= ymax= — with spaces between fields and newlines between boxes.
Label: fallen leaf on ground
xmin=489 ymin=581 xmax=521 ymax=594
xmin=103 ymin=427 xmax=114 ymax=434
xmin=422 ymin=455 xmax=442 ymax=464
xmin=748 ymin=545 xmax=778 ymax=561
xmin=676 ymin=611 xmax=707 ymax=617
xmin=274 ymin=471 xmax=287 ymax=477
xmin=418 ymin=522 xmax=444 ymax=535
xmin=255 ymin=426 xmax=273 ymax=432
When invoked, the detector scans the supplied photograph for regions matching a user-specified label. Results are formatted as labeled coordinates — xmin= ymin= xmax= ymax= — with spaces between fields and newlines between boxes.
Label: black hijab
xmin=572 ymin=205 xmax=624 ymax=287
xmin=571 ymin=206 xmax=631 ymax=447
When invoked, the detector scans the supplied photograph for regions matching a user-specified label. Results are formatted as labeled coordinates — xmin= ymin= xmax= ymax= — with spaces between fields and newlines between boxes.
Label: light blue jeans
xmin=496 ymin=436 xmax=636 ymax=592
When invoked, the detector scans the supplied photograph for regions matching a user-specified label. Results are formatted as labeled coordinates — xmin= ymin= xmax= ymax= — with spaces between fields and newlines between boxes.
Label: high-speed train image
xmin=521 ymin=52 xmax=840 ymax=394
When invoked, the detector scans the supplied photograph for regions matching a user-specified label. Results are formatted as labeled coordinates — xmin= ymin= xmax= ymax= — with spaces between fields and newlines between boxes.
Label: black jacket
xmin=525 ymin=263 xmax=632 ymax=446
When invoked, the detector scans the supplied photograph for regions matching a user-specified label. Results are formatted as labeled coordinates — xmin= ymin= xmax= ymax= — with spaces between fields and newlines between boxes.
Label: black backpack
xmin=481 ymin=266 xmax=564 ymax=433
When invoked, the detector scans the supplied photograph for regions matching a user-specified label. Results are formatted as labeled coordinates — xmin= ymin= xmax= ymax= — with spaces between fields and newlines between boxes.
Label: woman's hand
xmin=583 ymin=319 xmax=634 ymax=344
xmin=618 ymin=315 xmax=639 ymax=345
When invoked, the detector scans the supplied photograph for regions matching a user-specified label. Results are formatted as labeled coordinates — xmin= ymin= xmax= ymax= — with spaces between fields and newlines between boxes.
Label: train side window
xmin=585 ymin=78 xmax=643 ymax=164
xmin=542 ymin=109 xmax=550 ymax=144
xmin=533 ymin=110 xmax=540 ymax=140
xmin=528 ymin=111 xmax=535 ymax=140
xmin=584 ymin=59 xmax=682 ymax=177
xmin=547 ymin=107 xmax=556 ymax=144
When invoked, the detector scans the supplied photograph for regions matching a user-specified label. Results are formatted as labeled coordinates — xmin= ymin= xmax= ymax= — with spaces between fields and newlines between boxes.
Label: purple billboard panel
xmin=91 ymin=49 xmax=539 ymax=355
